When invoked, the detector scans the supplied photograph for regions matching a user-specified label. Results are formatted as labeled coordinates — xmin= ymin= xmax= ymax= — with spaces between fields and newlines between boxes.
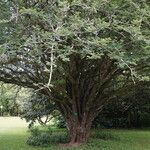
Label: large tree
xmin=0 ymin=0 xmax=149 ymax=146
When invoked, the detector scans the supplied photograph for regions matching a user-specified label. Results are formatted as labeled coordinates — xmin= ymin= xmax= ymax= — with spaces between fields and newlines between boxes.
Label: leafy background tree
xmin=93 ymin=81 xmax=150 ymax=128
xmin=0 ymin=83 xmax=23 ymax=116
xmin=21 ymin=92 xmax=58 ymax=128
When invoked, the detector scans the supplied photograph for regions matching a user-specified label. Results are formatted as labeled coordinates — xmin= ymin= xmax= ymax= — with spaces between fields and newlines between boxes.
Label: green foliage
xmin=55 ymin=115 xmax=66 ymax=128
xmin=29 ymin=127 xmax=42 ymax=137
xmin=27 ymin=126 xmax=52 ymax=146
xmin=27 ymin=126 xmax=68 ymax=147
xmin=93 ymin=81 xmax=150 ymax=128
xmin=0 ymin=0 xmax=149 ymax=77
xmin=27 ymin=131 xmax=52 ymax=146
xmin=0 ymin=83 xmax=27 ymax=116
xmin=93 ymin=117 xmax=128 ymax=128
xmin=27 ymin=133 xmax=51 ymax=146
xmin=21 ymin=92 xmax=57 ymax=127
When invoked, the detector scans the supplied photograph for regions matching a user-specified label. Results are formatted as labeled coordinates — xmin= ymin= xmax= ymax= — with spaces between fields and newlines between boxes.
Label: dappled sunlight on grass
xmin=0 ymin=117 xmax=28 ymax=133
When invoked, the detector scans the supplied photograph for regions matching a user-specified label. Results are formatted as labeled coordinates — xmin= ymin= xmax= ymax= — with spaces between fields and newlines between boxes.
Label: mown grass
xmin=0 ymin=117 xmax=150 ymax=150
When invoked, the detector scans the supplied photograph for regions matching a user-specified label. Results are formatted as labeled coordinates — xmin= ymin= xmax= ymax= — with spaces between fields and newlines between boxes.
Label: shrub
xmin=29 ymin=127 xmax=41 ymax=137
xmin=26 ymin=126 xmax=69 ymax=146
xmin=27 ymin=126 xmax=52 ymax=146
xmin=27 ymin=133 xmax=52 ymax=146
xmin=56 ymin=115 xmax=66 ymax=128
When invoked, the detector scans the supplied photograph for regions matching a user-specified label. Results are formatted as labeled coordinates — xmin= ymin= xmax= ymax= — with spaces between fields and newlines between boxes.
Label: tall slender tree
xmin=0 ymin=0 xmax=149 ymax=146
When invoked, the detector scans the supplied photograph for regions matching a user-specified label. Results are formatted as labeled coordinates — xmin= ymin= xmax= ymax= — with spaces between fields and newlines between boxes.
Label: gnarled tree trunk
xmin=54 ymin=55 xmax=122 ymax=146
xmin=58 ymin=107 xmax=99 ymax=147
xmin=66 ymin=115 xmax=92 ymax=144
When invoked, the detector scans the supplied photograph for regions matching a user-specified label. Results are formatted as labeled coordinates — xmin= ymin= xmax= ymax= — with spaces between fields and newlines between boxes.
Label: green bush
xmin=55 ymin=115 xmax=66 ymax=128
xmin=29 ymin=127 xmax=41 ymax=137
xmin=27 ymin=126 xmax=69 ymax=146
xmin=49 ymin=133 xmax=69 ymax=144
xmin=27 ymin=133 xmax=52 ymax=146
xmin=27 ymin=126 xmax=52 ymax=146
xmin=92 ymin=116 xmax=128 ymax=128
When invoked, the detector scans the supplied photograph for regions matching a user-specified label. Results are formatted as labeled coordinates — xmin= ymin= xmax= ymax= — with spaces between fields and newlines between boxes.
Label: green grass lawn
xmin=0 ymin=117 xmax=150 ymax=150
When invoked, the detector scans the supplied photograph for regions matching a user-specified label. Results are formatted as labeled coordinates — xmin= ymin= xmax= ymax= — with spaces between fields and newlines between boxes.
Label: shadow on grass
xmin=91 ymin=130 xmax=120 ymax=141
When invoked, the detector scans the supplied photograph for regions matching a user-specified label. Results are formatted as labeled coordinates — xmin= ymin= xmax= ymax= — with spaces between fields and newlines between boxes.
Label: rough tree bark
xmin=65 ymin=112 xmax=94 ymax=145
